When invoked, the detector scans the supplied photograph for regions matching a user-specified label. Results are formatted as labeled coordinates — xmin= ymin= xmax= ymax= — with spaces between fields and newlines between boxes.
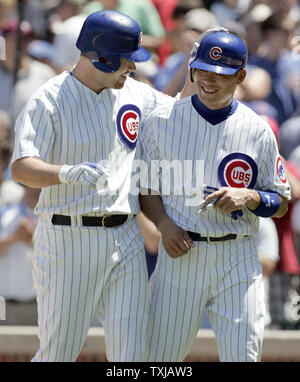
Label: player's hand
xmin=204 ymin=187 xmax=260 ymax=213
xmin=58 ymin=162 xmax=110 ymax=190
xmin=157 ymin=216 xmax=195 ymax=258
xmin=196 ymin=185 xmax=243 ymax=220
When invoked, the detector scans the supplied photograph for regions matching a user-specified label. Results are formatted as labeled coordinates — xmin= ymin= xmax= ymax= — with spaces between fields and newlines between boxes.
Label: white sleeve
xmin=140 ymin=84 xmax=174 ymax=125
xmin=12 ymin=95 xmax=56 ymax=163
xmin=139 ymin=113 xmax=161 ymax=193
xmin=256 ymin=125 xmax=291 ymax=200
xmin=254 ymin=217 xmax=279 ymax=262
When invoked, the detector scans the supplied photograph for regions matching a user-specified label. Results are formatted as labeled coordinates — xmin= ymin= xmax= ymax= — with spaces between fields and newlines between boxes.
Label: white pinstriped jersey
xmin=140 ymin=95 xmax=291 ymax=237
xmin=12 ymin=72 xmax=172 ymax=216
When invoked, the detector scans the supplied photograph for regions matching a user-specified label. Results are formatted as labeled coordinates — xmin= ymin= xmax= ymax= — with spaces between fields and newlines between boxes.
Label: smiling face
xmin=75 ymin=55 xmax=137 ymax=94
xmin=193 ymin=68 xmax=246 ymax=110
xmin=98 ymin=57 xmax=137 ymax=90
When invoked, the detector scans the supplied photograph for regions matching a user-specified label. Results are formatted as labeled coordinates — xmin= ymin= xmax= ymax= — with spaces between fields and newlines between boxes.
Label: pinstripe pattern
xmin=12 ymin=72 xmax=173 ymax=216
xmin=32 ymin=216 xmax=149 ymax=361
xmin=146 ymin=237 xmax=265 ymax=362
xmin=12 ymin=71 xmax=173 ymax=362
xmin=140 ymin=96 xmax=288 ymax=362
xmin=140 ymin=97 xmax=291 ymax=237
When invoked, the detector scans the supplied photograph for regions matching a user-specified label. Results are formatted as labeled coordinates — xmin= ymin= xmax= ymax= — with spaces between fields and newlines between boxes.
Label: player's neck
xmin=72 ymin=58 xmax=106 ymax=94
xmin=191 ymin=94 xmax=238 ymax=125
xmin=197 ymin=94 xmax=234 ymax=111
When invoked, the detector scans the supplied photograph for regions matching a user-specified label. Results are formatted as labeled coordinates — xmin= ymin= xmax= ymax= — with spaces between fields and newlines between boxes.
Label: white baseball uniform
xmin=139 ymin=95 xmax=291 ymax=361
xmin=12 ymin=71 xmax=172 ymax=362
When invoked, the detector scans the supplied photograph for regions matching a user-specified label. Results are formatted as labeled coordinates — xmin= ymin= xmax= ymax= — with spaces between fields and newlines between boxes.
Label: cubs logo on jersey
xmin=209 ymin=46 xmax=222 ymax=60
xmin=116 ymin=104 xmax=141 ymax=150
xmin=276 ymin=156 xmax=287 ymax=183
xmin=218 ymin=152 xmax=258 ymax=189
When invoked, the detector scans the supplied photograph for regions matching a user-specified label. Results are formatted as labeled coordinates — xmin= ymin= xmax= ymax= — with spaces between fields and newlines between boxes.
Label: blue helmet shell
xmin=189 ymin=30 xmax=247 ymax=76
xmin=76 ymin=10 xmax=151 ymax=73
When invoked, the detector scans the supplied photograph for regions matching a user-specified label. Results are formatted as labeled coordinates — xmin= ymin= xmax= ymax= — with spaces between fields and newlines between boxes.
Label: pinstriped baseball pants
xmin=146 ymin=237 xmax=265 ymax=362
xmin=31 ymin=215 xmax=149 ymax=362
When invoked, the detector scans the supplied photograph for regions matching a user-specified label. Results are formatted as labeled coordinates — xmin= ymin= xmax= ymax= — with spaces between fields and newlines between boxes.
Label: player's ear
xmin=236 ymin=68 xmax=247 ymax=84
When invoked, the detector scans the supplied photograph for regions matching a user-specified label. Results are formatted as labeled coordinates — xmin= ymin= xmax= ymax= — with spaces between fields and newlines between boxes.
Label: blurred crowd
xmin=0 ymin=0 xmax=300 ymax=330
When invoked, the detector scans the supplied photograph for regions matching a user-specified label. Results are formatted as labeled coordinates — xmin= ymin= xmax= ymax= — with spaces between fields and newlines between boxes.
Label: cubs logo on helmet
xmin=189 ymin=29 xmax=247 ymax=76
xmin=276 ymin=156 xmax=287 ymax=183
xmin=117 ymin=104 xmax=141 ymax=150
xmin=209 ymin=46 xmax=222 ymax=60
xmin=218 ymin=153 xmax=258 ymax=189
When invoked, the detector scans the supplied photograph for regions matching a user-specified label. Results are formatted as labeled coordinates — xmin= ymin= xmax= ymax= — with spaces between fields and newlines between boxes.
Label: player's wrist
xmin=58 ymin=164 xmax=72 ymax=184
xmin=250 ymin=191 xmax=281 ymax=217
xmin=157 ymin=214 xmax=173 ymax=234
xmin=245 ymin=190 xmax=261 ymax=211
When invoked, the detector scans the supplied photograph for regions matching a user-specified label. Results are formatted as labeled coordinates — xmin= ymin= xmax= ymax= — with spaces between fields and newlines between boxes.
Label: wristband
xmin=250 ymin=191 xmax=280 ymax=217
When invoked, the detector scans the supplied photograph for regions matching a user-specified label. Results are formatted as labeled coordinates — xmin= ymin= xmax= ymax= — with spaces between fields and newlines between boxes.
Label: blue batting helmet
xmin=189 ymin=28 xmax=247 ymax=81
xmin=76 ymin=10 xmax=151 ymax=73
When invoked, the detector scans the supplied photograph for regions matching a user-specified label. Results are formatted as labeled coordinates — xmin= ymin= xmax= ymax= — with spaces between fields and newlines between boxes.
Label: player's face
xmin=104 ymin=57 xmax=136 ymax=90
xmin=193 ymin=68 xmax=246 ymax=110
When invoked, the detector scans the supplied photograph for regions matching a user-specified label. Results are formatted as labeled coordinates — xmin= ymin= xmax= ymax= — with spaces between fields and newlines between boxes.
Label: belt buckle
xmin=206 ymin=236 xmax=212 ymax=244
xmin=102 ymin=214 xmax=110 ymax=228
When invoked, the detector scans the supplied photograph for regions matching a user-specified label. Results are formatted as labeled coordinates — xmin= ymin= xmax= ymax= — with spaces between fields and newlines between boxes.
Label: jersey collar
xmin=191 ymin=94 xmax=238 ymax=125
xmin=68 ymin=70 xmax=110 ymax=100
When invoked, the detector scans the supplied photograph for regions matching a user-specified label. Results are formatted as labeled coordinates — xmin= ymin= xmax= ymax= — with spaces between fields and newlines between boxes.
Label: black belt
xmin=51 ymin=214 xmax=129 ymax=228
xmin=187 ymin=231 xmax=238 ymax=243
xmin=6 ymin=298 xmax=36 ymax=304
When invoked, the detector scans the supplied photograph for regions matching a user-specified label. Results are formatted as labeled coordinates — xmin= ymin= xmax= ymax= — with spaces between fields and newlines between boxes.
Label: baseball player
xmin=139 ymin=29 xmax=291 ymax=362
xmin=10 ymin=10 xmax=174 ymax=362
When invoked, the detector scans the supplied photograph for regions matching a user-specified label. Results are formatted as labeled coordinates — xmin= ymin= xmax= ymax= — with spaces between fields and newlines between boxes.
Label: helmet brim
xmin=122 ymin=46 xmax=151 ymax=62
xmin=190 ymin=60 xmax=241 ymax=75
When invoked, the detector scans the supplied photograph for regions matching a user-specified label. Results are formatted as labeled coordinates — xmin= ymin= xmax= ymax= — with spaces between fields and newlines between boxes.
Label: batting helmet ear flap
xmin=190 ymin=68 xmax=195 ymax=82
xmin=76 ymin=10 xmax=151 ymax=73
xmin=188 ymin=28 xmax=228 ymax=82
xmin=188 ymin=27 xmax=247 ymax=76
xmin=84 ymin=50 xmax=122 ymax=73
